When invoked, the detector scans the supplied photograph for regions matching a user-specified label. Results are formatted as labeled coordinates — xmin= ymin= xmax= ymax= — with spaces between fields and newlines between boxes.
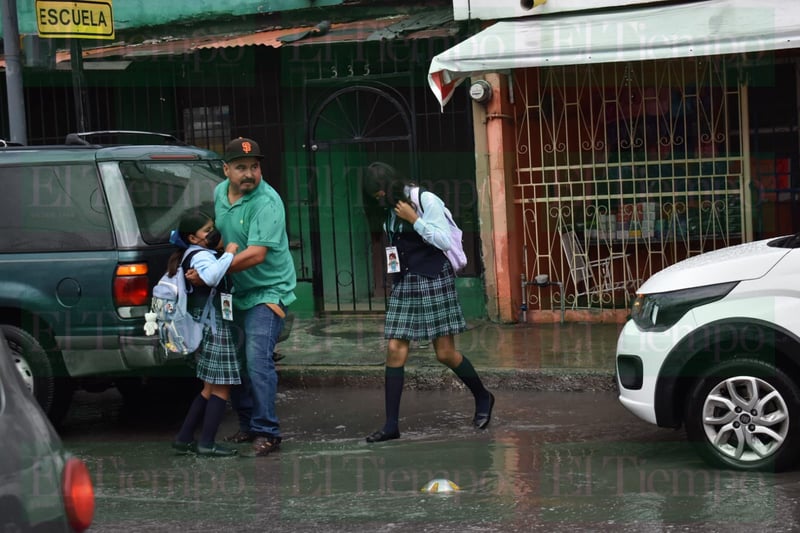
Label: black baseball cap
xmin=224 ymin=137 xmax=264 ymax=163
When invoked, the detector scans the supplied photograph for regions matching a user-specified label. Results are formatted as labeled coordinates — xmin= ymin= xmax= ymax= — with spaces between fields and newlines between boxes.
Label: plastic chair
xmin=560 ymin=230 xmax=637 ymax=305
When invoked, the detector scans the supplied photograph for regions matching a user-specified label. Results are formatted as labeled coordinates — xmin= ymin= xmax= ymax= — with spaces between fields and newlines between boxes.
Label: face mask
xmin=204 ymin=229 xmax=222 ymax=250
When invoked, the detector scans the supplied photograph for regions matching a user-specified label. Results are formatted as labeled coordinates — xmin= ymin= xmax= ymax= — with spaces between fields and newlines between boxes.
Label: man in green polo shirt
xmin=215 ymin=137 xmax=296 ymax=457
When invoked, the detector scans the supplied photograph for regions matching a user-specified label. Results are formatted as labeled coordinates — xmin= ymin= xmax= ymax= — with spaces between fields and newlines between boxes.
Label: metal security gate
xmin=307 ymin=84 xmax=414 ymax=313
xmin=515 ymin=57 xmax=746 ymax=311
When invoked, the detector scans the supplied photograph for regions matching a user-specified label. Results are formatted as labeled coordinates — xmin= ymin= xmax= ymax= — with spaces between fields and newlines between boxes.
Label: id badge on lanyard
xmin=386 ymin=246 xmax=400 ymax=273
xmin=221 ymin=292 xmax=233 ymax=321
xmin=385 ymin=211 xmax=402 ymax=274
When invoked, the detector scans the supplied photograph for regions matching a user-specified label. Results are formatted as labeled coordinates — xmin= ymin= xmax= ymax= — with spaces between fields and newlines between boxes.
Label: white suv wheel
xmin=701 ymin=375 xmax=789 ymax=462
xmin=686 ymin=358 xmax=800 ymax=472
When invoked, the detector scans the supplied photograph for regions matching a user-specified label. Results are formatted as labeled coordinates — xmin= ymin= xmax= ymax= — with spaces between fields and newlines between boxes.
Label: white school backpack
xmin=408 ymin=186 xmax=468 ymax=274
xmin=144 ymin=249 xmax=217 ymax=358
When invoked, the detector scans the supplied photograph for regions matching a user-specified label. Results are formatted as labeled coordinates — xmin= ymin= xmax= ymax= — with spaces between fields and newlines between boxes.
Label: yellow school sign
xmin=36 ymin=0 xmax=114 ymax=39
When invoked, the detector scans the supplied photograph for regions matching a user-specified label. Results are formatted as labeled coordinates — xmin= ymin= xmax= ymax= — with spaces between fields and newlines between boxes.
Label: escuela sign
xmin=36 ymin=0 xmax=114 ymax=39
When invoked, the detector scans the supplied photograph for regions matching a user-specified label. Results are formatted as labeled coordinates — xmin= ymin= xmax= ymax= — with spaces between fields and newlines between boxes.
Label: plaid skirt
xmin=385 ymin=261 xmax=466 ymax=341
xmin=191 ymin=308 xmax=241 ymax=385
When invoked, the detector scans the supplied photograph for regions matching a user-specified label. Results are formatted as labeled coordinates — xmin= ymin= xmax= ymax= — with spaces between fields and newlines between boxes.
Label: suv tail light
xmin=62 ymin=457 xmax=95 ymax=532
xmin=114 ymin=263 xmax=150 ymax=307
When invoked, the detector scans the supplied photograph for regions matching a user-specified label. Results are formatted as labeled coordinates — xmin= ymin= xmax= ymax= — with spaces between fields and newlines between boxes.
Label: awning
xmin=428 ymin=0 xmax=800 ymax=108
xmin=1 ymin=12 xmax=458 ymax=69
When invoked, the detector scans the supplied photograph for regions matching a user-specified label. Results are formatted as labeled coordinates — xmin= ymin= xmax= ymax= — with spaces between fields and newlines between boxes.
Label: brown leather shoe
xmin=252 ymin=435 xmax=281 ymax=457
xmin=224 ymin=430 xmax=254 ymax=443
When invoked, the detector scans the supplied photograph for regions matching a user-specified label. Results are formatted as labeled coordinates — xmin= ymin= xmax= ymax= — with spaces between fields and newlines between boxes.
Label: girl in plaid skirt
xmin=170 ymin=211 xmax=242 ymax=457
xmin=362 ymin=163 xmax=495 ymax=443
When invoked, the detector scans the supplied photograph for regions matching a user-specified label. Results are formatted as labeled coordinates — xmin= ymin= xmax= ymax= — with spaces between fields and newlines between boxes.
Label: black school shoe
xmin=196 ymin=443 xmax=238 ymax=457
xmin=473 ymin=392 xmax=496 ymax=429
xmin=171 ymin=440 xmax=197 ymax=454
xmin=365 ymin=429 xmax=400 ymax=443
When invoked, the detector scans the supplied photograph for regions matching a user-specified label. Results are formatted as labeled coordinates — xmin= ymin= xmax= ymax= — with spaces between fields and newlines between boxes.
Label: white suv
xmin=617 ymin=234 xmax=800 ymax=471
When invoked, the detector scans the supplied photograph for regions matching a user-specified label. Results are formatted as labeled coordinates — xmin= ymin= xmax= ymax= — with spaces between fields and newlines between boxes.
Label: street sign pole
xmin=34 ymin=0 xmax=115 ymax=139
xmin=70 ymin=39 xmax=87 ymax=133
xmin=1 ymin=0 xmax=28 ymax=144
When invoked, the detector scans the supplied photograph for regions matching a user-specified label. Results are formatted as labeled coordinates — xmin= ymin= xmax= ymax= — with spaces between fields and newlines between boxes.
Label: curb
xmin=277 ymin=365 xmax=618 ymax=392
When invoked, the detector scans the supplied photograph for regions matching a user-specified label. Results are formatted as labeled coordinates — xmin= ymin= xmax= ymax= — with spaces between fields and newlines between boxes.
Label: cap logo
xmin=242 ymin=141 xmax=253 ymax=154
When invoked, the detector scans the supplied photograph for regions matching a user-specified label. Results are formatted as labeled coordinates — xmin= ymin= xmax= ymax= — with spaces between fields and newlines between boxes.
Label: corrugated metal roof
xmin=1 ymin=12 xmax=458 ymax=68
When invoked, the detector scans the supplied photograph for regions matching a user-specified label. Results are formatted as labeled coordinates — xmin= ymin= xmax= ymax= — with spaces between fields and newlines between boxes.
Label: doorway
xmin=307 ymin=84 xmax=414 ymax=313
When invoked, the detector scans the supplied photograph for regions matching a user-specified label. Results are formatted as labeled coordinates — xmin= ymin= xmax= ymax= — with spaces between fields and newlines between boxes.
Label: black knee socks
xmin=199 ymin=394 xmax=228 ymax=447
xmin=176 ymin=394 xmax=207 ymax=443
xmin=382 ymin=366 xmax=404 ymax=434
xmin=452 ymin=356 xmax=492 ymax=409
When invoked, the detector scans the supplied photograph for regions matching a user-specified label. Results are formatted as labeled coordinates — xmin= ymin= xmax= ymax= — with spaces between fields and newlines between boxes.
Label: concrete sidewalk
xmin=275 ymin=316 xmax=624 ymax=392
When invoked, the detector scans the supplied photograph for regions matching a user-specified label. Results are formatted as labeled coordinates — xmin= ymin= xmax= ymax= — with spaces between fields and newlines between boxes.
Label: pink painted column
xmin=483 ymin=73 xmax=521 ymax=323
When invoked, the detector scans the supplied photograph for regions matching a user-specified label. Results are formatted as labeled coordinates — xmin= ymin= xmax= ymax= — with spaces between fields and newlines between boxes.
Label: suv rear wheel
xmin=685 ymin=358 xmax=800 ymax=472
xmin=2 ymin=324 xmax=73 ymax=426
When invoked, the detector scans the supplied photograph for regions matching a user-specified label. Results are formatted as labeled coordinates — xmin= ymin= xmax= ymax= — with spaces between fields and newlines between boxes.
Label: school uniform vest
xmin=183 ymin=251 xmax=231 ymax=309
xmin=390 ymin=222 xmax=448 ymax=278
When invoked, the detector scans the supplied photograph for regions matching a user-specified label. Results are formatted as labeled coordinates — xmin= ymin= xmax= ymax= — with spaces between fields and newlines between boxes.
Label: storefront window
xmin=515 ymin=58 xmax=745 ymax=310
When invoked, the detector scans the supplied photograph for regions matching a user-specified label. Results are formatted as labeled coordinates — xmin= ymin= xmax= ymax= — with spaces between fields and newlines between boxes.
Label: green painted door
xmin=308 ymin=85 xmax=413 ymax=313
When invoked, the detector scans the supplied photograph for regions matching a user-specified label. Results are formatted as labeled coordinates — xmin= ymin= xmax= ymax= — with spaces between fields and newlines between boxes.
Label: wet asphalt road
xmin=59 ymin=386 xmax=800 ymax=532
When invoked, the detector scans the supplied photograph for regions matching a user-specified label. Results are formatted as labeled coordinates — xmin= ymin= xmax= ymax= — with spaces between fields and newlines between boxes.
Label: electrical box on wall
xmin=469 ymin=80 xmax=493 ymax=104
xmin=452 ymin=0 xmax=675 ymax=21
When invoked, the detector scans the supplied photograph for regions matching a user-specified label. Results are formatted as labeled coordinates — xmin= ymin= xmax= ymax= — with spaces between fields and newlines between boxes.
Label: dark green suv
xmin=0 ymin=132 xmax=224 ymax=424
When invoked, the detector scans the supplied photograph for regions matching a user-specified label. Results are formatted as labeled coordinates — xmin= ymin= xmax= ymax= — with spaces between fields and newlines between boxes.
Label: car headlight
xmin=631 ymin=281 xmax=738 ymax=332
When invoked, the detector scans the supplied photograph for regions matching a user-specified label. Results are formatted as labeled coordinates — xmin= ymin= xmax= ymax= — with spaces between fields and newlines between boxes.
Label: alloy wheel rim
xmin=13 ymin=354 xmax=35 ymax=394
xmin=702 ymin=375 xmax=789 ymax=463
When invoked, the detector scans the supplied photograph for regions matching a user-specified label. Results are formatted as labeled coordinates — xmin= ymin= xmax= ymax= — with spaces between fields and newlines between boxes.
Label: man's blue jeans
xmin=231 ymin=303 xmax=284 ymax=437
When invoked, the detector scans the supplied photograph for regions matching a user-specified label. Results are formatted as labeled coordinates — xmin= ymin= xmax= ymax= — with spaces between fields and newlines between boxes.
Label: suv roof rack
xmin=0 ymin=139 xmax=25 ymax=148
xmin=65 ymin=130 xmax=187 ymax=146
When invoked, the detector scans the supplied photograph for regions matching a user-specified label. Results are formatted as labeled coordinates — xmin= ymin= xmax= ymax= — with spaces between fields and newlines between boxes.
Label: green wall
xmin=12 ymin=0 xmax=343 ymax=35
xmin=456 ymin=277 xmax=486 ymax=320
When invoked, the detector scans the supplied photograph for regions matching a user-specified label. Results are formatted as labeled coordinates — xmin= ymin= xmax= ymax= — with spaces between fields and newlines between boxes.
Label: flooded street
xmin=60 ymin=387 xmax=800 ymax=532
